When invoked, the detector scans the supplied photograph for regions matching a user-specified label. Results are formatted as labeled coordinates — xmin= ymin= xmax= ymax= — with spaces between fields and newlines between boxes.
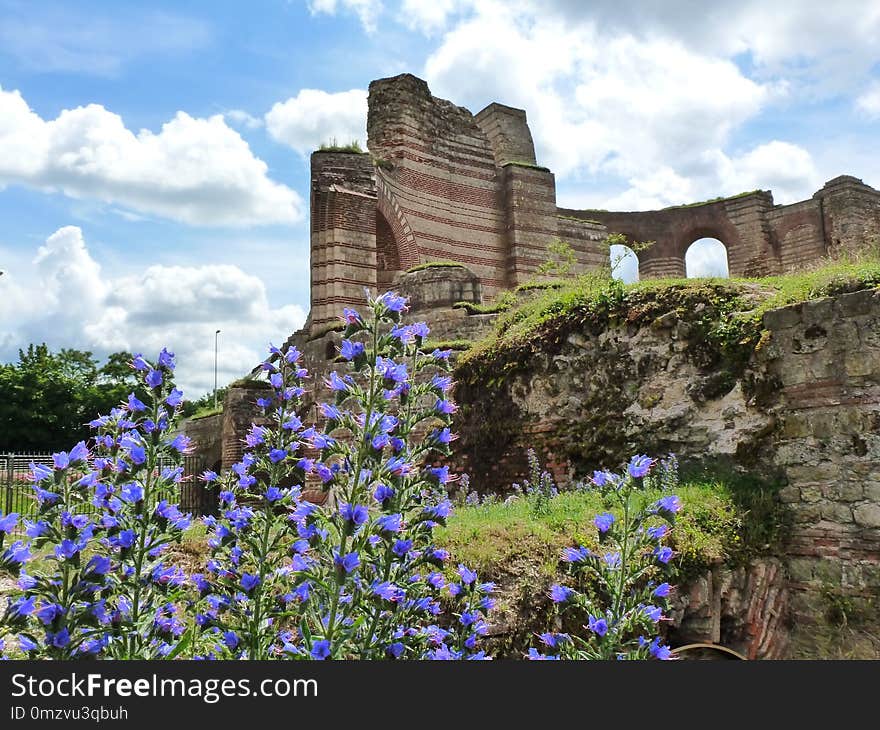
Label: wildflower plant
xmin=196 ymin=290 xmax=492 ymax=659
xmin=511 ymin=448 xmax=558 ymax=516
xmin=0 ymin=350 xmax=194 ymax=659
xmin=531 ymin=455 xmax=680 ymax=660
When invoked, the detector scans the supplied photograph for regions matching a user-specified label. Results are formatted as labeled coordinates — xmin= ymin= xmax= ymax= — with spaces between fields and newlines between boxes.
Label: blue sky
xmin=1 ymin=0 xmax=879 ymax=395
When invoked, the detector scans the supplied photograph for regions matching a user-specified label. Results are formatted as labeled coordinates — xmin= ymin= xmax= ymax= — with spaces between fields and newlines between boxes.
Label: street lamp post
xmin=214 ymin=329 xmax=221 ymax=409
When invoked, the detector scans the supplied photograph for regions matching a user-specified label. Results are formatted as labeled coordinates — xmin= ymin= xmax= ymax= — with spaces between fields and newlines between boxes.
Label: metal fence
xmin=1 ymin=452 xmax=216 ymax=521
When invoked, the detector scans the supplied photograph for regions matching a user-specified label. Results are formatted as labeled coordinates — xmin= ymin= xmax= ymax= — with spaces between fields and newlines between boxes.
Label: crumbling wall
xmin=451 ymin=286 xmax=880 ymax=649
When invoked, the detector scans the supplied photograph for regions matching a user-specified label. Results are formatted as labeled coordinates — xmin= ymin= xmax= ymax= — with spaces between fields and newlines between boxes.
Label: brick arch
xmin=375 ymin=172 xmax=420 ymax=271
xmin=678 ymin=225 xmax=736 ymax=278
xmin=677 ymin=224 xmax=739 ymax=258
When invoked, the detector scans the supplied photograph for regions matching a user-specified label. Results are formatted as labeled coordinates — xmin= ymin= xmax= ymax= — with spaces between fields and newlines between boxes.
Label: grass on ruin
xmin=423 ymin=339 xmax=473 ymax=352
xmin=317 ymin=139 xmax=364 ymax=153
xmin=189 ymin=405 xmax=223 ymax=420
xmin=457 ymin=253 xmax=880 ymax=376
xmin=436 ymin=475 xmax=784 ymax=583
xmin=104 ymin=478 xmax=774 ymax=586
xmin=405 ymin=260 xmax=467 ymax=273
xmin=660 ymin=189 xmax=764 ymax=210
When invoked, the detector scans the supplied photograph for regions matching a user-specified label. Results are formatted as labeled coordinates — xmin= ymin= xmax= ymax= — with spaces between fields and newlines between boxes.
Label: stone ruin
xmin=308 ymin=72 xmax=880 ymax=329
xmin=181 ymin=73 xmax=880 ymax=657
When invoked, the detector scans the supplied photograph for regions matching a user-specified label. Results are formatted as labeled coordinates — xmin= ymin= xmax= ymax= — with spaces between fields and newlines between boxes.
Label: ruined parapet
xmin=556 ymin=215 xmax=612 ymax=273
xmin=309 ymin=151 xmax=377 ymax=329
xmin=474 ymin=103 xmax=538 ymax=167
xmin=221 ymin=381 xmax=272 ymax=470
xmin=182 ymin=412 xmax=223 ymax=472
xmin=499 ymin=161 xmax=561 ymax=286
xmin=814 ymin=175 xmax=880 ymax=258
xmin=368 ymin=74 xmax=532 ymax=297
xmin=393 ymin=264 xmax=481 ymax=310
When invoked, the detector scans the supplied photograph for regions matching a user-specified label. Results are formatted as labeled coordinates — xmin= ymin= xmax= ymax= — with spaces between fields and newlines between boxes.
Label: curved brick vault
xmin=307 ymin=72 xmax=880 ymax=328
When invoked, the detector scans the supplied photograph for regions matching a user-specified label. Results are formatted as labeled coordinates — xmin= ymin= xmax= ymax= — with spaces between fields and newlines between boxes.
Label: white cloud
xmin=421 ymin=2 xmax=827 ymax=211
xmin=856 ymin=82 xmax=880 ymax=118
xmin=400 ymin=0 xmax=463 ymax=34
xmin=265 ymin=88 xmax=367 ymax=155
xmin=510 ymin=0 xmax=880 ymax=88
xmin=720 ymin=141 xmax=821 ymax=203
xmin=0 ymin=85 xmax=302 ymax=226
xmin=308 ymin=0 xmax=383 ymax=33
xmin=0 ymin=227 xmax=306 ymax=396
xmin=225 ymin=109 xmax=264 ymax=130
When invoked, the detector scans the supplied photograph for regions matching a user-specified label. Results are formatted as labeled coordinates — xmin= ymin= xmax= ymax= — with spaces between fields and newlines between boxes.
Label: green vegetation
xmin=451 ymin=301 xmax=509 ymax=315
xmin=422 ymin=339 xmax=474 ymax=352
xmin=437 ymin=475 xmax=785 ymax=581
xmin=515 ymin=280 xmax=565 ymax=292
xmin=317 ymin=138 xmax=364 ymax=153
xmin=405 ymin=260 xmax=467 ymax=273
xmin=307 ymin=322 xmax=345 ymax=341
xmin=557 ymin=213 xmax=602 ymax=225
xmin=452 ymin=290 xmax=518 ymax=316
xmin=0 ymin=346 xmax=145 ymax=451
xmin=501 ymin=160 xmax=551 ymax=172
xmin=457 ymin=255 xmax=880 ymax=384
xmin=536 ymin=239 xmax=577 ymax=277
xmin=188 ymin=405 xmax=223 ymax=420
xmin=181 ymin=386 xmax=228 ymax=419
xmin=661 ymin=189 xmax=763 ymax=210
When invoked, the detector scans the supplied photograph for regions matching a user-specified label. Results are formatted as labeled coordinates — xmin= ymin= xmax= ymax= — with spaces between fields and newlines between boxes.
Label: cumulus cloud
xmin=0 ymin=85 xmax=302 ymax=226
xmin=0 ymin=227 xmax=306 ymax=396
xmin=399 ymin=0 xmax=464 ymax=34
xmin=420 ymin=2 xmax=826 ymax=210
xmin=856 ymin=82 xmax=880 ymax=118
xmin=265 ymin=88 xmax=367 ymax=155
xmin=425 ymin=1 xmax=880 ymax=88
xmin=308 ymin=0 xmax=383 ymax=33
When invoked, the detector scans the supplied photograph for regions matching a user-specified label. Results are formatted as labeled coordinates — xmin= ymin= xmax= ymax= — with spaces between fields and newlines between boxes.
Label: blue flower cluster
xmin=191 ymin=290 xmax=492 ymax=660
xmin=530 ymin=455 xmax=681 ymax=660
xmin=0 ymin=349 xmax=194 ymax=658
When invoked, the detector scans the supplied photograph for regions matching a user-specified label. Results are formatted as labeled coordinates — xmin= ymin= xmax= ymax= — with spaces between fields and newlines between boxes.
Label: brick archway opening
xmin=376 ymin=211 xmax=401 ymax=290
xmin=685 ymin=237 xmax=730 ymax=279
xmin=610 ymin=243 xmax=639 ymax=283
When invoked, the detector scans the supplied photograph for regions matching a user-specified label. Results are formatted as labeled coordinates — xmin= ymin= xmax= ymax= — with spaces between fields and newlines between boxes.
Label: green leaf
xmin=164 ymin=627 xmax=193 ymax=659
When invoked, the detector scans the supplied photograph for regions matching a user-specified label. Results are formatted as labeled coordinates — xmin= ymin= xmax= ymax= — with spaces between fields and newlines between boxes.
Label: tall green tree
xmin=0 ymin=345 xmax=142 ymax=452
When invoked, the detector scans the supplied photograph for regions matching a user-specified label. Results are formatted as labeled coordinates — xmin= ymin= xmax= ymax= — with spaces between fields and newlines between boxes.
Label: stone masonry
xmin=450 ymin=285 xmax=880 ymax=649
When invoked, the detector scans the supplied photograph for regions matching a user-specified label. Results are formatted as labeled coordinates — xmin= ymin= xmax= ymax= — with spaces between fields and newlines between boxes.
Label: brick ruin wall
xmin=563 ymin=177 xmax=880 ymax=280
xmin=308 ymin=73 xmax=879 ymax=331
xmin=308 ymin=73 xmax=610 ymax=328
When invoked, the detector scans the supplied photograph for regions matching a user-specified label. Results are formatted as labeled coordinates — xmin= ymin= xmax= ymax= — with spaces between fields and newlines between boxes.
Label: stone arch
xmin=685 ymin=237 xmax=730 ymax=278
xmin=375 ymin=172 xmax=420 ymax=277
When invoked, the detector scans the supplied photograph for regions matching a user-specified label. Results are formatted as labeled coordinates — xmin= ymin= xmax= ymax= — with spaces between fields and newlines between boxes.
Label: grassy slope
xmin=458 ymin=256 xmax=880 ymax=373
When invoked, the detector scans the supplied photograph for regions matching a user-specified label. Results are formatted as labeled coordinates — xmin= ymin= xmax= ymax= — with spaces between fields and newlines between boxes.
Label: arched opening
xmin=376 ymin=211 xmax=401 ymax=289
xmin=685 ymin=238 xmax=729 ymax=278
xmin=610 ymin=244 xmax=639 ymax=283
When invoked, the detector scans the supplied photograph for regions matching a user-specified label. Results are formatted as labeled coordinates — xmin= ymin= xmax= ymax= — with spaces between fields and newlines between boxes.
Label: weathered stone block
xmin=854 ymin=503 xmax=880 ymax=528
